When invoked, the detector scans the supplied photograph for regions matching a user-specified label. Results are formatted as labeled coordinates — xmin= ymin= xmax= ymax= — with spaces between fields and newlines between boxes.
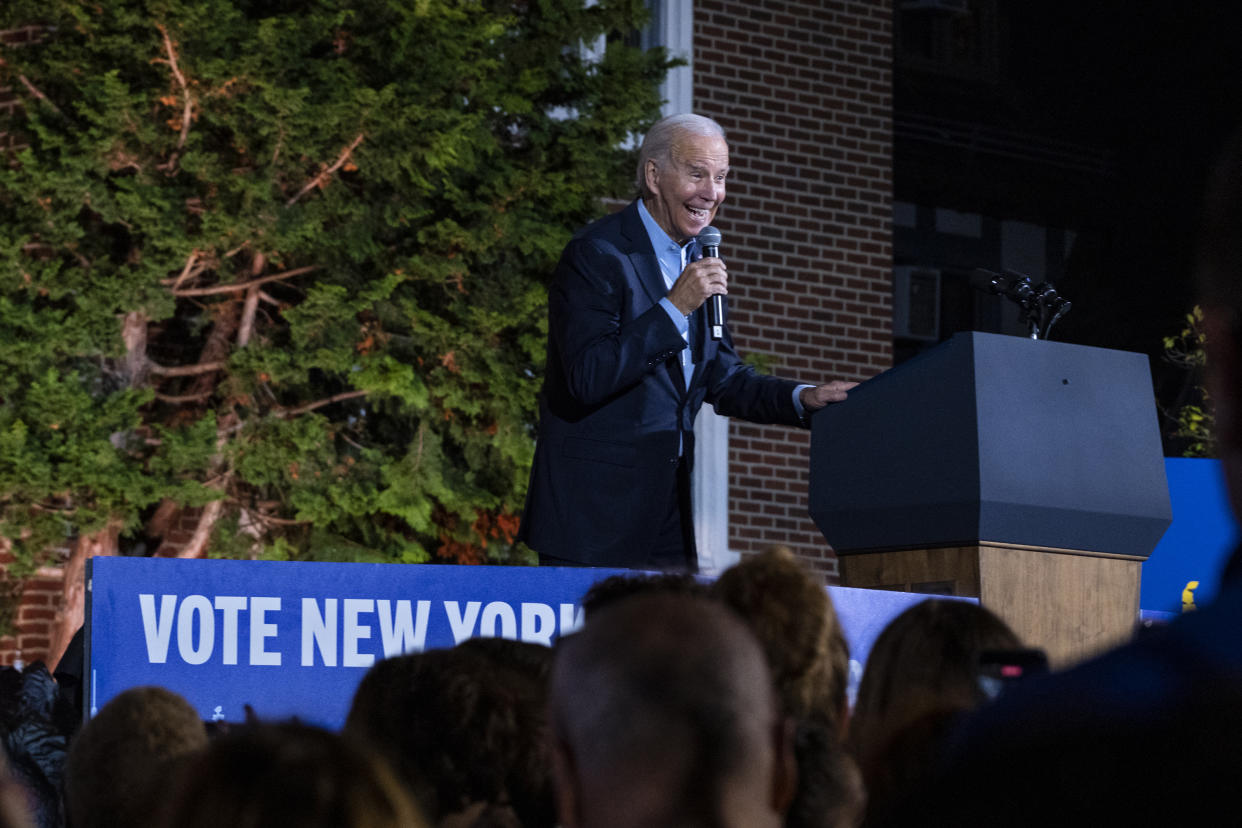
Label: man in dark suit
xmin=518 ymin=114 xmax=856 ymax=570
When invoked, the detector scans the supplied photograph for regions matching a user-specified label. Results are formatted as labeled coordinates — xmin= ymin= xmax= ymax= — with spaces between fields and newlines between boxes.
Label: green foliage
xmin=741 ymin=350 xmax=777 ymax=376
xmin=0 ymin=0 xmax=672 ymax=573
xmin=1162 ymin=305 xmax=1216 ymax=457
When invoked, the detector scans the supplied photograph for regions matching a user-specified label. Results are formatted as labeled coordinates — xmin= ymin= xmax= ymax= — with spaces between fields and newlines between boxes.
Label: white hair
xmin=636 ymin=113 xmax=727 ymax=199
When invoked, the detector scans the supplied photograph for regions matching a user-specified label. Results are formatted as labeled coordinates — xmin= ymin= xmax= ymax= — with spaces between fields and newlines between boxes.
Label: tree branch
xmin=153 ymin=390 xmax=216 ymax=404
xmin=17 ymin=74 xmax=62 ymax=114
xmin=237 ymin=284 xmax=261 ymax=347
xmin=148 ymin=360 xmax=227 ymax=378
xmin=252 ymin=512 xmax=310 ymax=527
xmin=174 ymin=497 xmax=225 ymax=558
xmin=29 ymin=501 xmax=77 ymax=515
xmin=49 ymin=519 xmax=120 ymax=671
xmin=286 ymin=132 xmax=364 ymax=206
xmin=170 ymin=249 xmax=200 ymax=291
xmin=121 ymin=311 xmax=149 ymax=387
xmin=170 ymin=265 xmax=319 ymax=297
xmin=210 ymin=388 xmax=369 ymax=440
xmin=273 ymin=389 xmax=369 ymax=419
xmin=154 ymin=23 xmax=194 ymax=171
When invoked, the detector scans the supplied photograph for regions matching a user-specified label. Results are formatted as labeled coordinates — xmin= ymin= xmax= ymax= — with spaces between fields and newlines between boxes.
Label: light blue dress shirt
xmin=635 ymin=200 xmax=811 ymax=416
xmin=637 ymin=200 xmax=695 ymax=388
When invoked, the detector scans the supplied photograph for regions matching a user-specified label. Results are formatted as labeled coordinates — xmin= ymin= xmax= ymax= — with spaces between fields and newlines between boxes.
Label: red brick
xmin=695 ymin=0 xmax=891 ymax=578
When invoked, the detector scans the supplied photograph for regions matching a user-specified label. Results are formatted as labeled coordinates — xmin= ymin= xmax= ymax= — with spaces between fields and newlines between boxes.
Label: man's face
xmin=643 ymin=131 xmax=729 ymax=243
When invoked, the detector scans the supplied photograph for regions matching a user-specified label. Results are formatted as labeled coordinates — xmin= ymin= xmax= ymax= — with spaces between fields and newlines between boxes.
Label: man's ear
xmin=644 ymin=159 xmax=660 ymax=197
xmin=770 ymin=715 xmax=799 ymax=816
xmin=550 ymin=735 xmax=582 ymax=828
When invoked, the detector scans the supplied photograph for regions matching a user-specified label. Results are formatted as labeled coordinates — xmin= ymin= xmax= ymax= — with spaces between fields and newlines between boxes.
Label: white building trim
xmin=643 ymin=2 xmax=738 ymax=574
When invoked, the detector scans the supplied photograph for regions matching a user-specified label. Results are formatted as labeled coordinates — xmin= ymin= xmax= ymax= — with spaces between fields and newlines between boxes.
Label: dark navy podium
xmin=809 ymin=332 xmax=1172 ymax=665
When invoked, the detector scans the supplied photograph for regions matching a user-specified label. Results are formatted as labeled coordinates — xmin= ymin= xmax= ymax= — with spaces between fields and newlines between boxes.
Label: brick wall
xmin=0 ymin=502 xmax=203 ymax=668
xmin=0 ymin=572 xmax=62 ymax=668
xmin=693 ymin=0 xmax=894 ymax=579
xmin=0 ymin=540 xmax=62 ymax=668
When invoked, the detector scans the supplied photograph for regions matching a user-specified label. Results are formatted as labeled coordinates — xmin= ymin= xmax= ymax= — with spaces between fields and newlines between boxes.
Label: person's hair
xmin=636 ymin=113 xmax=726 ymax=199
xmin=345 ymin=646 xmax=555 ymax=827
xmin=155 ymin=722 xmax=424 ymax=828
xmin=847 ymin=599 xmax=1021 ymax=809
xmin=580 ymin=571 xmax=710 ymax=616
xmin=549 ymin=593 xmax=781 ymax=828
xmin=453 ymin=636 xmax=553 ymax=688
xmin=64 ymin=686 xmax=208 ymax=828
xmin=712 ymin=546 xmax=850 ymax=736
xmin=856 ymin=709 xmax=964 ymax=828
xmin=785 ymin=720 xmax=865 ymax=828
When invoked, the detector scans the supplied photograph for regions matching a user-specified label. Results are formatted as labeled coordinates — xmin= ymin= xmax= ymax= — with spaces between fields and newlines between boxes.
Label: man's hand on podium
xmin=799 ymin=380 xmax=859 ymax=412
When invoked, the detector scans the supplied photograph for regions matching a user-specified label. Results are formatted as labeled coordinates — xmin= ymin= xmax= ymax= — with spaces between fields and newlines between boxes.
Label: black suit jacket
xmin=518 ymin=200 xmax=803 ymax=567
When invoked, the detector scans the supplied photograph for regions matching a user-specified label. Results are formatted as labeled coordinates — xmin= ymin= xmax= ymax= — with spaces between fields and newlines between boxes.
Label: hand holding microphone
xmin=665 ymin=226 xmax=727 ymax=340
xmin=697 ymin=226 xmax=725 ymax=340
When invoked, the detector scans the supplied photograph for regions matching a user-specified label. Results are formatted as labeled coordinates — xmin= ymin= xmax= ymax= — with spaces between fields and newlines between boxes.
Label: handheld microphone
xmin=697 ymin=226 xmax=724 ymax=340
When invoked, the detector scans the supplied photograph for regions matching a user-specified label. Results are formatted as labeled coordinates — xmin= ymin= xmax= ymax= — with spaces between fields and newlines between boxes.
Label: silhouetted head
xmin=712 ymin=546 xmax=850 ymax=736
xmin=581 ymin=571 xmax=710 ymax=616
xmin=346 ymin=646 xmax=554 ymax=826
xmin=65 ymin=686 xmax=207 ymax=828
xmin=549 ymin=593 xmax=795 ymax=828
xmin=156 ymin=721 xmax=423 ymax=828
xmin=848 ymin=599 xmax=1020 ymax=792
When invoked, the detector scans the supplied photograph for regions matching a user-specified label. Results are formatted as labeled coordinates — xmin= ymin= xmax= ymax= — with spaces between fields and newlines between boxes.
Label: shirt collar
xmin=637 ymin=199 xmax=683 ymax=256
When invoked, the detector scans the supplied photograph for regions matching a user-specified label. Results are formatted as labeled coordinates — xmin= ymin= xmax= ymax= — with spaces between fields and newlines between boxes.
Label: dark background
xmin=892 ymin=1 xmax=1242 ymax=452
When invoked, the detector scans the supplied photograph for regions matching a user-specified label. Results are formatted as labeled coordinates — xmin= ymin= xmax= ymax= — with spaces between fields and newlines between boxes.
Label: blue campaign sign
xmin=1141 ymin=458 xmax=1240 ymax=612
xmin=828 ymin=585 xmax=973 ymax=706
xmin=87 ymin=557 xmax=944 ymax=729
xmin=87 ymin=558 xmax=627 ymax=728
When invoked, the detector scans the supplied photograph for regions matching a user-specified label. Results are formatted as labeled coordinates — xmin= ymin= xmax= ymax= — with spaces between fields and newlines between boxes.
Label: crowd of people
xmin=0 ymin=527 xmax=1233 ymax=828
xmin=0 ymin=548 xmax=1025 ymax=828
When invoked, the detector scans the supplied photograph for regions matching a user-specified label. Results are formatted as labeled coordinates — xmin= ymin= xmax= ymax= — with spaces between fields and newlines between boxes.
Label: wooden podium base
xmin=838 ymin=543 xmax=1143 ymax=668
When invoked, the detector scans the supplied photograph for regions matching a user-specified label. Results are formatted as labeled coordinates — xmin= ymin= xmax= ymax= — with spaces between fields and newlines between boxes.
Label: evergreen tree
xmin=0 ymin=0 xmax=671 ymax=633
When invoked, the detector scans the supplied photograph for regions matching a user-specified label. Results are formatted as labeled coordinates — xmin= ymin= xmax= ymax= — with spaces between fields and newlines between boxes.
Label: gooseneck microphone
xmin=970 ymin=268 xmax=1073 ymax=340
xmin=697 ymin=226 xmax=725 ymax=340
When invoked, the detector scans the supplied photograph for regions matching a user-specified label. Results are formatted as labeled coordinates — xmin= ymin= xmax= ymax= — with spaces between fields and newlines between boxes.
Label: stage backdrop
xmin=86 ymin=557 xmax=942 ymax=728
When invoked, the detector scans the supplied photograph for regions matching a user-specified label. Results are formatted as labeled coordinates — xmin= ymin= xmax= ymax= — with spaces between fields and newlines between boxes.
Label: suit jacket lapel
xmin=619 ymin=200 xmax=689 ymax=397
xmin=620 ymin=201 xmax=670 ymax=308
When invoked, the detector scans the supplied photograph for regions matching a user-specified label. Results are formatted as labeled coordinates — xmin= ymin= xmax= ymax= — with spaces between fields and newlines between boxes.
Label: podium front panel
xmin=810 ymin=332 xmax=1172 ymax=557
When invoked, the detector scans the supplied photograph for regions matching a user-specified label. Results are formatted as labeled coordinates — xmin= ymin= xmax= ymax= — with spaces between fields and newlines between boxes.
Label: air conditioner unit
xmin=893 ymin=266 xmax=941 ymax=341
xmin=898 ymin=0 xmax=970 ymax=14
